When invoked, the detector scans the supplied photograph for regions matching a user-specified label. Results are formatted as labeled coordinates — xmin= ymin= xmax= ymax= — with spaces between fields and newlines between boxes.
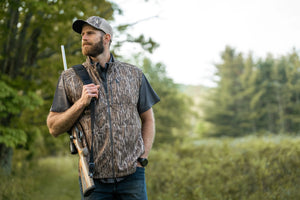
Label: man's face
xmin=81 ymin=24 xmax=104 ymax=57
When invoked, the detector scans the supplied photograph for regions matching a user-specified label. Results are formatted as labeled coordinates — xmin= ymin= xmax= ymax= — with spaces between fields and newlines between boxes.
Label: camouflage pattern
xmin=72 ymin=16 xmax=113 ymax=39
xmin=62 ymin=57 xmax=144 ymax=178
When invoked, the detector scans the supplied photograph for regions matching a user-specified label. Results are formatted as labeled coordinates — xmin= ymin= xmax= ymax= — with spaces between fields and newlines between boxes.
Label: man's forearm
xmin=47 ymin=99 xmax=86 ymax=137
xmin=140 ymin=108 xmax=155 ymax=158
xmin=47 ymin=83 xmax=100 ymax=137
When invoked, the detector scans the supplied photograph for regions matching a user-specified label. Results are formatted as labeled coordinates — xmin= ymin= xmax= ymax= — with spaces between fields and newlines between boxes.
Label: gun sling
xmin=72 ymin=64 xmax=96 ymax=178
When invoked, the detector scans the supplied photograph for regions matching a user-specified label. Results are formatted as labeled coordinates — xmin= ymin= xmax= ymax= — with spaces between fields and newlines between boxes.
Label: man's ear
xmin=104 ymin=34 xmax=111 ymax=45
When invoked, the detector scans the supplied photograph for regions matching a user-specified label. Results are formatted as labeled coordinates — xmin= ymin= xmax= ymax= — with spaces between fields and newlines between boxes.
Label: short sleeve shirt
xmin=50 ymin=67 xmax=160 ymax=114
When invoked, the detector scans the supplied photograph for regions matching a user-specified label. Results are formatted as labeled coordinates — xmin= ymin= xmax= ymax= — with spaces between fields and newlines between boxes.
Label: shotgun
xmin=72 ymin=126 xmax=96 ymax=197
xmin=61 ymin=45 xmax=95 ymax=197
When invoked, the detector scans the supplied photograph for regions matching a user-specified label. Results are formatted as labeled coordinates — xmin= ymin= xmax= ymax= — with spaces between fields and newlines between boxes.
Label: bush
xmin=147 ymin=135 xmax=300 ymax=200
xmin=1 ymin=135 xmax=299 ymax=200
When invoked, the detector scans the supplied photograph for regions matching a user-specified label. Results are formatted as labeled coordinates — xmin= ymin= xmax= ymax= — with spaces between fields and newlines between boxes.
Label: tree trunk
xmin=0 ymin=143 xmax=13 ymax=176
xmin=2 ymin=0 xmax=20 ymax=76
xmin=12 ymin=12 xmax=33 ymax=77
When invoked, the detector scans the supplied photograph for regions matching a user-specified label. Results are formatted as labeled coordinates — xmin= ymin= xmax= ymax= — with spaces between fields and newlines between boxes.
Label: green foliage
xmin=205 ymin=46 xmax=300 ymax=136
xmin=0 ymin=0 xmax=160 ymax=164
xmin=0 ymin=78 xmax=42 ymax=148
xmin=0 ymin=154 xmax=79 ymax=200
xmin=0 ymin=0 xmax=123 ymax=174
xmin=1 ymin=136 xmax=299 ymax=200
xmin=147 ymin=135 xmax=300 ymax=200
xmin=180 ymin=85 xmax=212 ymax=138
xmin=133 ymin=57 xmax=194 ymax=145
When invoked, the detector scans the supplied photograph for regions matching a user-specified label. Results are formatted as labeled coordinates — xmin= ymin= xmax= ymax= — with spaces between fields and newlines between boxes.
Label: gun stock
xmin=73 ymin=127 xmax=95 ymax=197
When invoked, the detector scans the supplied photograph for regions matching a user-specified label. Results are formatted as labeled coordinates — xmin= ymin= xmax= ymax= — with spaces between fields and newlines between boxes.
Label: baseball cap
xmin=72 ymin=16 xmax=113 ymax=39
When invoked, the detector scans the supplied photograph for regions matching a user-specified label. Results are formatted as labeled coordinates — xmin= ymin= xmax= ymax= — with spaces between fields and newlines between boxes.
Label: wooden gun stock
xmin=73 ymin=127 xmax=95 ymax=197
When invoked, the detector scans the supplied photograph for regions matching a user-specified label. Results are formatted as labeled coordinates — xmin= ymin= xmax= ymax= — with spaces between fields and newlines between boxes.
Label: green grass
xmin=1 ymin=135 xmax=300 ymax=200
xmin=31 ymin=156 xmax=80 ymax=200
xmin=1 ymin=155 xmax=80 ymax=200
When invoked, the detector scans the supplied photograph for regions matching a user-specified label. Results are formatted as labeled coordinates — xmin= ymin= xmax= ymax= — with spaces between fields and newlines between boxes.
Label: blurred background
xmin=0 ymin=0 xmax=299 ymax=199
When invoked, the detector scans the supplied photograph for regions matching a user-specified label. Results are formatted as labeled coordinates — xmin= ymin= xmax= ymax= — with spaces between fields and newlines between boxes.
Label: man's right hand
xmin=47 ymin=84 xmax=100 ymax=137
xmin=80 ymin=84 xmax=100 ymax=106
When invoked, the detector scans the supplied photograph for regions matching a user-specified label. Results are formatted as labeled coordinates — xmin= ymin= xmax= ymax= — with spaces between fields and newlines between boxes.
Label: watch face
xmin=138 ymin=158 xmax=148 ymax=167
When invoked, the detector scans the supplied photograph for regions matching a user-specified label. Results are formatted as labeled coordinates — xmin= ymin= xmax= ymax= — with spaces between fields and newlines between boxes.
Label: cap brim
xmin=72 ymin=20 xmax=87 ymax=34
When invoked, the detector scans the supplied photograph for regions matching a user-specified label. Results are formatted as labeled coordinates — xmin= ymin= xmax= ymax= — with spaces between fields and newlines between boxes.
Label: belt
xmin=98 ymin=177 xmax=126 ymax=184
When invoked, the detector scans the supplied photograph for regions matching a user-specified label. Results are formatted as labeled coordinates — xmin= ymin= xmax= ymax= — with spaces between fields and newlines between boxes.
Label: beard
xmin=82 ymin=38 xmax=104 ymax=57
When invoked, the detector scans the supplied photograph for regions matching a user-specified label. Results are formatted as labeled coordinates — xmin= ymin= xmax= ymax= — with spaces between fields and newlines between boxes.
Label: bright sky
xmin=112 ymin=0 xmax=300 ymax=87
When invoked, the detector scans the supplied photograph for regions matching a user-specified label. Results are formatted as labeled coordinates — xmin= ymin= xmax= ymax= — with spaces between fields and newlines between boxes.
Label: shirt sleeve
xmin=137 ymin=74 xmax=160 ymax=114
xmin=50 ymin=74 xmax=72 ymax=112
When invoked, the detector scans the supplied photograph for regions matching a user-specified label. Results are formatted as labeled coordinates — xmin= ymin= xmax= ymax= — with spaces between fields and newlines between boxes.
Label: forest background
xmin=0 ymin=0 xmax=299 ymax=199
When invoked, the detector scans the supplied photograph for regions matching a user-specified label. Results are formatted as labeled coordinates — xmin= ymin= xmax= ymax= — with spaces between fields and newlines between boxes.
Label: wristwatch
xmin=138 ymin=157 xmax=148 ymax=167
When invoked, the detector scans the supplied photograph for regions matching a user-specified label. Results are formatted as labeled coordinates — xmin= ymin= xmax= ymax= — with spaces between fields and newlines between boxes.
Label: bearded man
xmin=47 ymin=16 xmax=160 ymax=200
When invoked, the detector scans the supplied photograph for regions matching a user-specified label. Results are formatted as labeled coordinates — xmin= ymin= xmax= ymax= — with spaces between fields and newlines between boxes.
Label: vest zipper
xmin=103 ymin=77 xmax=116 ymax=180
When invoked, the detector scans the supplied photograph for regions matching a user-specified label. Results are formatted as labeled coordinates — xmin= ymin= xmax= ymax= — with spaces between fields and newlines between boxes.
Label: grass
xmin=1 ymin=155 xmax=80 ymax=200
xmin=31 ymin=156 xmax=80 ymax=200
xmin=1 ymin=135 xmax=300 ymax=200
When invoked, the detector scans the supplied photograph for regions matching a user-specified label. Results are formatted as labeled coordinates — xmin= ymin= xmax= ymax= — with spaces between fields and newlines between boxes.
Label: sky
xmin=111 ymin=0 xmax=300 ymax=87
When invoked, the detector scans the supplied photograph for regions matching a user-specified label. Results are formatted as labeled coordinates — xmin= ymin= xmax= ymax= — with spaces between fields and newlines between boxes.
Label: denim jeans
xmin=79 ymin=167 xmax=148 ymax=200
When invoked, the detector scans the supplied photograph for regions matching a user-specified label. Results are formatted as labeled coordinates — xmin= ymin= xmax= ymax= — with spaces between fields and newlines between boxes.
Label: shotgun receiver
xmin=60 ymin=45 xmax=95 ymax=197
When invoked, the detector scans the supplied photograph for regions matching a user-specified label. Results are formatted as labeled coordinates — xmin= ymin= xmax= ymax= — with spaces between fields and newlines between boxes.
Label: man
xmin=47 ymin=16 xmax=160 ymax=200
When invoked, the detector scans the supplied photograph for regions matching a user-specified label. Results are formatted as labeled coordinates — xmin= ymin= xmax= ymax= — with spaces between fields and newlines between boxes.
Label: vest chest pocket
xmin=109 ymin=76 xmax=139 ymax=105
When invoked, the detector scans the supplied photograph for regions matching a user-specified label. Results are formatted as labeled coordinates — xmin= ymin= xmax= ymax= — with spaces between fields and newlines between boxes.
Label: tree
xmin=205 ymin=46 xmax=300 ymax=137
xmin=135 ymin=57 xmax=194 ymax=145
xmin=0 ymin=78 xmax=42 ymax=174
xmin=0 ymin=0 xmax=159 ymax=174
xmin=283 ymin=51 xmax=300 ymax=132
xmin=205 ymin=46 xmax=252 ymax=136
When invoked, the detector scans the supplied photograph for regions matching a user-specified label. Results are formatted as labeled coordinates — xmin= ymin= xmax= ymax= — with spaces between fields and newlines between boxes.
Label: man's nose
xmin=82 ymin=34 xmax=88 ymax=41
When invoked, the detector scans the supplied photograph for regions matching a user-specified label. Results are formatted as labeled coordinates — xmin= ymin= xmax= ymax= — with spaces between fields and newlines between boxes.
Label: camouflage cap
xmin=72 ymin=16 xmax=113 ymax=39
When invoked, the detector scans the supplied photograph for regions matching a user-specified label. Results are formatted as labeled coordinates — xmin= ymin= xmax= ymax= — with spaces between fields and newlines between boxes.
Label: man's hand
xmin=47 ymin=84 xmax=100 ymax=137
xmin=80 ymin=84 xmax=100 ymax=106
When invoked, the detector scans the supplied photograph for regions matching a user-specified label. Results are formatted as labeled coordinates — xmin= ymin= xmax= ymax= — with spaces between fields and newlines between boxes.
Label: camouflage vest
xmin=62 ymin=58 xmax=144 ymax=178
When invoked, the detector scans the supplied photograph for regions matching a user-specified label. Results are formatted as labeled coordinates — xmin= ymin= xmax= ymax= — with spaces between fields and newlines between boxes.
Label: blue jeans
xmin=79 ymin=167 xmax=148 ymax=200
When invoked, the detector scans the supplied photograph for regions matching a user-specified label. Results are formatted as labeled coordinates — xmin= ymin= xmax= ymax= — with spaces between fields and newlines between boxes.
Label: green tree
xmin=205 ymin=46 xmax=300 ymax=137
xmin=0 ymin=0 xmax=159 ymax=174
xmin=283 ymin=51 xmax=300 ymax=133
xmin=257 ymin=51 xmax=300 ymax=134
xmin=205 ymin=46 xmax=252 ymax=136
xmin=254 ymin=56 xmax=278 ymax=133
xmin=0 ymin=78 xmax=42 ymax=175
xmin=137 ymin=57 xmax=194 ymax=145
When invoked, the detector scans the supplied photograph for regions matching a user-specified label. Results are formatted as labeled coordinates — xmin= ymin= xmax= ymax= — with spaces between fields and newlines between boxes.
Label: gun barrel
xmin=61 ymin=45 xmax=68 ymax=71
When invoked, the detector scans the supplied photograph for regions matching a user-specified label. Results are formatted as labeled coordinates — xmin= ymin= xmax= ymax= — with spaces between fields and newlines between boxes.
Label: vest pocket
xmin=110 ymin=76 xmax=139 ymax=106
xmin=115 ymin=125 xmax=144 ymax=170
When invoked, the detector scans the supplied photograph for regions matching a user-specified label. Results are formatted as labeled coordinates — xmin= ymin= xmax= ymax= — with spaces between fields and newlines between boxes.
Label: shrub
xmin=1 ymin=135 xmax=299 ymax=200
xmin=147 ymin=136 xmax=300 ymax=200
